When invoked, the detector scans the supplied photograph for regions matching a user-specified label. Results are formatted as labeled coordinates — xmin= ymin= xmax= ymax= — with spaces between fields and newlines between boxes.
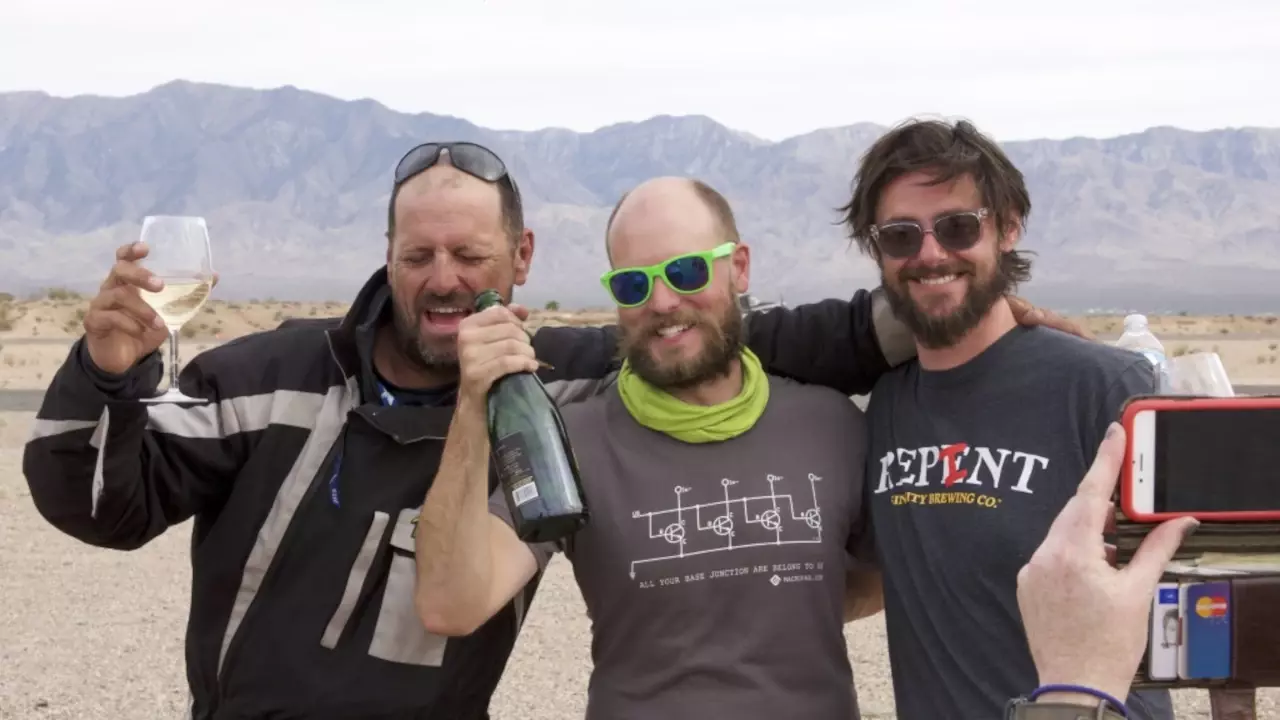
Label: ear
xmin=513 ymin=228 xmax=535 ymax=286
xmin=998 ymin=216 xmax=1022 ymax=253
xmin=730 ymin=242 xmax=751 ymax=294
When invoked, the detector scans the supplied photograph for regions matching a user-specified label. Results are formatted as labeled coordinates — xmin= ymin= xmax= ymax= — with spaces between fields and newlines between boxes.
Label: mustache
xmin=897 ymin=261 xmax=973 ymax=282
xmin=414 ymin=292 xmax=472 ymax=313
xmin=637 ymin=310 xmax=703 ymax=334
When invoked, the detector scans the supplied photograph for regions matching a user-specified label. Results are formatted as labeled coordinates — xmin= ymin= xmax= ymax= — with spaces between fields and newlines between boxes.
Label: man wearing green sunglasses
xmin=417 ymin=175 xmax=888 ymax=719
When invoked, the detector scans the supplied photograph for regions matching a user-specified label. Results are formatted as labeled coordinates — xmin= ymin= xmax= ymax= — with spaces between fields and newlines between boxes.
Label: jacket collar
xmin=325 ymin=265 xmax=393 ymax=404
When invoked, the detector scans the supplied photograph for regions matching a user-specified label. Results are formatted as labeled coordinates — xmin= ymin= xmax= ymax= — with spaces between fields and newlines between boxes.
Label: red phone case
xmin=1119 ymin=394 xmax=1280 ymax=523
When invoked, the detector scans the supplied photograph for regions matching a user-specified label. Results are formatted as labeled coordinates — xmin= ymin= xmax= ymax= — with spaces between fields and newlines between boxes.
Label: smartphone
xmin=1122 ymin=396 xmax=1280 ymax=522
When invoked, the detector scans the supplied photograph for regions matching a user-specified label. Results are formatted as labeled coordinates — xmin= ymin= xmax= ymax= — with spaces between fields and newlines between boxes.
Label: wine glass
xmin=136 ymin=215 xmax=215 ymax=404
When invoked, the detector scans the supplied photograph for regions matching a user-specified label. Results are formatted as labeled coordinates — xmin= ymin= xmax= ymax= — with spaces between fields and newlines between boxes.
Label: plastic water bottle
xmin=1115 ymin=313 xmax=1174 ymax=393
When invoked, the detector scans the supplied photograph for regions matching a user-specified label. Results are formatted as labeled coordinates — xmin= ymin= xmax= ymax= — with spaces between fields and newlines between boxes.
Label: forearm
xmin=24 ymin=340 xmax=188 ymax=548
xmin=842 ymin=567 xmax=884 ymax=622
xmin=744 ymin=288 xmax=915 ymax=397
xmin=414 ymin=395 xmax=498 ymax=635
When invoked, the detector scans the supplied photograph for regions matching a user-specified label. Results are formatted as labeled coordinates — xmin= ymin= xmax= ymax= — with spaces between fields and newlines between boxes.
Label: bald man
xmin=414 ymin=175 xmax=883 ymax=720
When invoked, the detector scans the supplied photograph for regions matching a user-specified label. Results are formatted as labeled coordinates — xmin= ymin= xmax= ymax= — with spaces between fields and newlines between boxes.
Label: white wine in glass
xmin=136 ymin=215 xmax=215 ymax=404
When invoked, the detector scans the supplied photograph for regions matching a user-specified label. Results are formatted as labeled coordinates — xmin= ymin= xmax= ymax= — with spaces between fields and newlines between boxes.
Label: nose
xmin=914 ymin=229 xmax=949 ymax=264
xmin=422 ymin=253 xmax=464 ymax=296
xmin=648 ymin=276 xmax=682 ymax=313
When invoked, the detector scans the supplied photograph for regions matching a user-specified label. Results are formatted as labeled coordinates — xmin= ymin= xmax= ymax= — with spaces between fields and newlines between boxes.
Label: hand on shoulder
xmin=1008 ymin=295 xmax=1093 ymax=342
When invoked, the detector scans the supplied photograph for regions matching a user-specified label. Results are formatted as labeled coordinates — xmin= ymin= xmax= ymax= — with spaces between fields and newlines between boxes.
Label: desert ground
xmin=2 ymin=291 xmax=1279 ymax=719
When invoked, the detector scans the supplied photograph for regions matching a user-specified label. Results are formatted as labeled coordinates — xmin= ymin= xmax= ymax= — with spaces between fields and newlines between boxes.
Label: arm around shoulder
xmin=22 ymin=338 xmax=245 ymax=550
xmin=744 ymin=288 xmax=916 ymax=396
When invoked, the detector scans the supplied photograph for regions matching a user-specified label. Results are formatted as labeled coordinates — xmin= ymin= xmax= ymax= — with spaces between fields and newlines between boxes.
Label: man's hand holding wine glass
xmin=82 ymin=216 xmax=216 ymax=403
xmin=455 ymin=302 xmax=540 ymax=406
xmin=83 ymin=241 xmax=171 ymax=375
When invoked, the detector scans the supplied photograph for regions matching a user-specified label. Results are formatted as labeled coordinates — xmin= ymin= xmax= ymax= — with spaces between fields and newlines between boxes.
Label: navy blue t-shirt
xmin=861 ymin=325 xmax=1172 ymax=720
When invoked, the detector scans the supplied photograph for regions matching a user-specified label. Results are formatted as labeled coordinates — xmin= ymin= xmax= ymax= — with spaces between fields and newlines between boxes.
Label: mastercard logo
xmin=1195 ymin=596 xmax=1228 ymax=618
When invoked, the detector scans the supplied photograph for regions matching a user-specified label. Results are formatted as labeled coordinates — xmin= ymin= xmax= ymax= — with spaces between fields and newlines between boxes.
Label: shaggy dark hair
xmin=837 ymin=117 xmax=1034 ymax=286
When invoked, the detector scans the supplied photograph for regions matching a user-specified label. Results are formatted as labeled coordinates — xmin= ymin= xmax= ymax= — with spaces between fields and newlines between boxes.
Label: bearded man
xmin=413 ymin=176 xmax=885 ymax=720
xmin=836 ymin=118 xmax=1176 ymax=720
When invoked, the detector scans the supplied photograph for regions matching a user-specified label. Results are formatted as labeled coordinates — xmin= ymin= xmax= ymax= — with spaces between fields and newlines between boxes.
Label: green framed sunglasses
xmin=600 ymin=242 xmax=735 ymax=308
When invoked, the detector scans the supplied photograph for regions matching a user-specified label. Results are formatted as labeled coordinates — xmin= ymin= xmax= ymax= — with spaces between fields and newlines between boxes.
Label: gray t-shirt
xmin=861 ymin=325 xmax=1174 ymax=720
xmin=490 ymin=375 xmax=872 ymax=720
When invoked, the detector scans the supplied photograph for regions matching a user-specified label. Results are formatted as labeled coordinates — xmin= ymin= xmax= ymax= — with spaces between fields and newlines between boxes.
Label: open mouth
xmin=910 ymin=272 xmax=964 ymax=288
xmin=422 ymin=307 xmax=471 ymax=331
xmin=654 ymin=322 xmax=693 ymax=343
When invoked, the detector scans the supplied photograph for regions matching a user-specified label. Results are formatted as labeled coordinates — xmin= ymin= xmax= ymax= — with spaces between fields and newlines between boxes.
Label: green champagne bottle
xmin=475 ymin=289 xmax=589 ymax=543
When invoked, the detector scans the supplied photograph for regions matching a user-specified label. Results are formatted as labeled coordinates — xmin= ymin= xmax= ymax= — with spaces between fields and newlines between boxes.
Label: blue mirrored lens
xmin=666 ymin=256 xmax=710 ymax=291
xmin=609 ymin=271 xmax=651 ymax=305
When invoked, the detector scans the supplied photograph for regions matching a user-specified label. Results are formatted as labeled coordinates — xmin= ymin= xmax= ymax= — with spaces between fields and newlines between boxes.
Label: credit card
xmin=1183 ymin=581 xmax=1232 ymax=679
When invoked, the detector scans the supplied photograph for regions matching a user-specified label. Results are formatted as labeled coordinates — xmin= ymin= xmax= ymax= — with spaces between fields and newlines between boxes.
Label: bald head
xmin=605 ymin=176 xmax=740 ymax=266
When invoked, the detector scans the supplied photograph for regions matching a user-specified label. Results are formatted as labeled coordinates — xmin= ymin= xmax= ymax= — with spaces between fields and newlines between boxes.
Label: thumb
xmin=508 ymin=303 xmax=531 ymax=321
xmin=1122 ymin=517 xmax=1199 ymax=590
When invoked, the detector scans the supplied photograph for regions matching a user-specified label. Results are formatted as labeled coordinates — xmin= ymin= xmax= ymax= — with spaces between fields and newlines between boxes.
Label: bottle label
xmin=493 ymin=431 xmax=541 ymax=508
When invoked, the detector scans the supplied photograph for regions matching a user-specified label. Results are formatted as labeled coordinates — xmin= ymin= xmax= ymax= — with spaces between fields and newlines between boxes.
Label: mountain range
xmin=2 ymin=80 xmax=1279 ymax=312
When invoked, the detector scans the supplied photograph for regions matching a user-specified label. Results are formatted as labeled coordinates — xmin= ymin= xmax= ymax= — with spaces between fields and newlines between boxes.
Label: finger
xmin=83 ymin=308 xmax=149 ymax=337
xmin=1035 ymin=425 xmax=1126 ymax=548
xmin=1077 ymin=423 xmax=1125 ymax=504
xmin=1047 ymin=313 xmax=1095 ymax=341
xmin=475 ymin=355 xmax=542 ymax=386
xmin=1105 ymin=542 xmax=1117 ymax=567
xmin=461 ymin=339 xmax=537 ymax=374
xmin=91 ymin=286 xmax=165 ymax=330
xmin=465 ymin=304 xmax=521 ymax=327
xmin=1123 ymin=517 xmax=1199 ymax=591
xmin=462 ymin=317 xmax=533 ymax=346
xmin=105 ymin=259 xmax=163 ymax=292
xmin=495 ymin=337 xmax=537 ymax=360
xmin=1006 ymin=294 xmax=1030 ymax=318
xmin=508 ymin=303 xmax=531 ymax=322
xmin=115 ymin=241 xmax=149 ymax=262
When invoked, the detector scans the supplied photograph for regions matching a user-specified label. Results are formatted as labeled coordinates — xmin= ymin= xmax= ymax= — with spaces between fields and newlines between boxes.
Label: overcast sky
xmin=4 ymin=0 xmax=1278 ymax=142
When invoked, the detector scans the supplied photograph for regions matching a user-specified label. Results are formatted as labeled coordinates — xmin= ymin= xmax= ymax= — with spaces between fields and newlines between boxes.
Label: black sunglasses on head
xmin=393 ymin=141 xmax=519 ymax=195
xmin=387 ymin=141 xmax=523 ymax=234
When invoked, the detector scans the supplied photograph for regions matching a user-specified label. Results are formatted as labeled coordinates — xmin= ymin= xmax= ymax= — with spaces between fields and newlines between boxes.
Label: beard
xmin=620 ymin=293 xmax=744 ymax=391
xmin=882 ymin=254 xmax=1011 ymax=350
xmin=390 ymin=289 xmax=471 ymax=373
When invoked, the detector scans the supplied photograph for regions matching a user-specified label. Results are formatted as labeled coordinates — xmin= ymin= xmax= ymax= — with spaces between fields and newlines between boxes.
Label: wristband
xmin=1006 ymin=698 xmax=1125 ymax=720
xmin=1029 ymin=684 xmax=1128 ymax=718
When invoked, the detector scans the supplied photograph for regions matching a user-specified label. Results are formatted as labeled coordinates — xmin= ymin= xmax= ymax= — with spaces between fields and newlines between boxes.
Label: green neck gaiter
xmin=616 ymin=346 xmax=770 ymax=444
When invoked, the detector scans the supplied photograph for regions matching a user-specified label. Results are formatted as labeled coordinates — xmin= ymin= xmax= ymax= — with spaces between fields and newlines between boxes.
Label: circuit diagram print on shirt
xmin=628 ymin=472 xmax=824 ymax=582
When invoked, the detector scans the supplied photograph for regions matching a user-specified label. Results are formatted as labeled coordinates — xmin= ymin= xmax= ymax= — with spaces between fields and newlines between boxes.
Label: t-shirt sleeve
xmin=487 ymin=484 xmax=565 ymax=570
xmin=1088 ymin=358 xmax=1157 ymax=457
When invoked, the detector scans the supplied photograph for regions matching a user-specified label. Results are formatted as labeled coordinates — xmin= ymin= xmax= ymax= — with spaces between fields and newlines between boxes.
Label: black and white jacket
xmin=22 ymin=266 xmax=907 ymax=719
